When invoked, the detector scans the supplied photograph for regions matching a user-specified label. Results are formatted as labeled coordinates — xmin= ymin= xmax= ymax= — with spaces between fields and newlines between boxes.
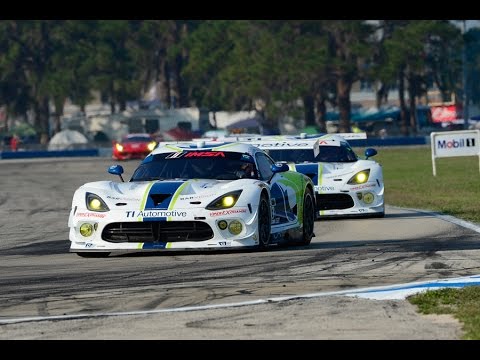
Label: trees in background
xmin=0 ymin=20 xmax=471 ymax=140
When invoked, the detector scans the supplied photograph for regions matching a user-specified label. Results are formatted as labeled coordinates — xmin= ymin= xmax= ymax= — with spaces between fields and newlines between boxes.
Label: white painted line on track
xmin=2 ymin=274 xmax=480 ymax=325
xmin=1 ymin=206 xmax=478 ymax=325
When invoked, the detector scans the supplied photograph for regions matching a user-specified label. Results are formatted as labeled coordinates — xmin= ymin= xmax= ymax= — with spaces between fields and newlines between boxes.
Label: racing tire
xmin=76 ymin=252 xmax=111 ymax=258
xmin=257 ymin=194 xmax=271 ymax=250
xmin=299 ymin=188 xmax=315 ymax=245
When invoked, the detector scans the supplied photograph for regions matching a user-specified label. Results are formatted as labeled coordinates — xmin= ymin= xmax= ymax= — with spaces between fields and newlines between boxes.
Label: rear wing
xmin=288 ymin=132 xmax=367 ymax=140
xmin=202 ymin=132 xmax=367 ymax=141
xmin=247 ymin=140 xmax=318 ymax=157
xmin=156 ymin=139 xmax=234 ymax=150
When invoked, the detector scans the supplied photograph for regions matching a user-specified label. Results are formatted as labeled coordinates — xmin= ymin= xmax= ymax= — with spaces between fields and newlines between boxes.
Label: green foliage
xmin=409 ymin=286 xmax=480 ymax=340
xmin=0 ymin=20 xmax=473 ymax=137
xmin=372 ymin=146 xmax=480 ymax=224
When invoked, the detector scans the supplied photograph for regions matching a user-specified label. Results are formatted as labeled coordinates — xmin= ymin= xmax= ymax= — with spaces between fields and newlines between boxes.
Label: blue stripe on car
xmin=142 ymin=242 xmax=167 ymax=249
xmin=144 ymin=181 xmax=184 ymax=210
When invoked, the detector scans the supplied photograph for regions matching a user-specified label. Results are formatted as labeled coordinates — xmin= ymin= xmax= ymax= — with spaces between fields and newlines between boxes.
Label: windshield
xmin=123 ymin=136 xmax=152 ymax=143
xmin=130 ymin=151 xmax=257 ymax=181
xmin=267 ymin=144 xmax=358 ymax=163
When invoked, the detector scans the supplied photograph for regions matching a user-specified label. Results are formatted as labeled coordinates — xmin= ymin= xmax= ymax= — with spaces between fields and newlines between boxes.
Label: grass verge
xmin=363 ymin=145 xmax=480 ymax=339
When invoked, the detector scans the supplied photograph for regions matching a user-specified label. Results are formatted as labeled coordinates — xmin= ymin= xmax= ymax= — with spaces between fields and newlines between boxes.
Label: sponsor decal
xmin=251 ymin=141 xmax=310 ymax=148
xmin=76 ymin=212 xmax=107 ymax=218
xmin=179 ymin=193 xmax=214 ymax=200
xmin=437 ymin=138 xmax=476 ymax=149
xmin=126 ymin=210 xmax=187 ymax=218
xmin=350 ymin=183 xmax=376 ymax=190
xmin=209 ymin=208 xmax=247 ymax=217
xmin=218 ymin=241 xmax=231 ymax=246
xmin=316 ymin=185 xmax=335 ymax=192
xmin=106 ymin=195 xmax=139 ymax=201
xmin=84 ymin=243 xmax=95 ymax=248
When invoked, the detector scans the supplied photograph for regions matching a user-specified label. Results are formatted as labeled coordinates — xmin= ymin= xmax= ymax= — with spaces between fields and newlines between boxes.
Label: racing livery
xmin=68 ymin=141 xmax=316 ymax=257
xmin=231 ymin=133 xmax=385 ymax=219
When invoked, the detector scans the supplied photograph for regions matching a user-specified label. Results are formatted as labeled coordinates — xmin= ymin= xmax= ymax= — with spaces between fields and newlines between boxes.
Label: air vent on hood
xmin=150 ymin=194 xmax=172 ymax=206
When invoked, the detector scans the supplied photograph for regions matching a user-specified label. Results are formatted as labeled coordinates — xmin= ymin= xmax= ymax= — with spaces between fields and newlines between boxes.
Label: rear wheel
xmin=76 ymin=252 xmax=110 ymax=258
xmin=300 ymin=189 xmax=315 ymax=245
xmin=257 ymin=194 xmax=271 ymax=250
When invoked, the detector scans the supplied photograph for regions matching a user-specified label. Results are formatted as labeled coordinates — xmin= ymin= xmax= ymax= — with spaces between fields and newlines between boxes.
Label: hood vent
xmin=150 ymin=194 xmax=172 ymax=206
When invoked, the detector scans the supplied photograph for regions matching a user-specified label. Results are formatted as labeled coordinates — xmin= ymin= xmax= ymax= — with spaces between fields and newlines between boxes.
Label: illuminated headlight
xmin=147 ymin=141 xmax=157 ymax=151
xmin=115 ymin=143 xmax=124 ymax=152
xmin=228 ymin=220 xmax=243 ymax=235
xmin=206 ymin=190 xmax=242 ymax=210
xmin=218 ymin=220 xmax=228 ymax=230
xmin=347 ymin=170 xmax=370 ymax=185
xmin=363 ymin=192 xmax=374 ymax=204
xmin=86 ymin=192 xmax=110 ymax=212
xmin=79 ymin=223 xmax=94 ymax=237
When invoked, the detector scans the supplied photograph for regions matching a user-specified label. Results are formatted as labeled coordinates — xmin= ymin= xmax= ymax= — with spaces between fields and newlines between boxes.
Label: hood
xmin=79 ymin=178 xmax=243 ymax=210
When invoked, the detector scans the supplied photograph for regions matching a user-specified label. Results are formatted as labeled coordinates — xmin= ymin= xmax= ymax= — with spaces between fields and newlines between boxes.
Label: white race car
xmin=232 ymin=133 xmax=385 ymax=219
xmin=68 ymin=140 xmax=316 ymax=257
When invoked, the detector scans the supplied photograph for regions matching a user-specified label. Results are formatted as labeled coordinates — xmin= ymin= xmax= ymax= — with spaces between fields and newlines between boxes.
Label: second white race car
xmin=229 ymin=133 xmax=385 ymax=219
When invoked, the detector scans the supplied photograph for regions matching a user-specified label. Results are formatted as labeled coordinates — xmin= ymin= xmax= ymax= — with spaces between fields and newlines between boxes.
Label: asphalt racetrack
xmin=1 ymin=157 xmax=480 ymax=339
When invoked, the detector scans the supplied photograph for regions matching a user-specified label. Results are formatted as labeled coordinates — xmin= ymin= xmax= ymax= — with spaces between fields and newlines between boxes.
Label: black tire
xmin=76 ymin=252 xmax=110 ymax=258
xmin=299 ymin=189 xmax=315 ymax=245
xmin=257 ymin=194 xmax=271 ymax=250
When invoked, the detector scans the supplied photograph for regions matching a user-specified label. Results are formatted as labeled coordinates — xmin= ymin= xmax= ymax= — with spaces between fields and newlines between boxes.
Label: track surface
xmin=1 ymin=157 xmax=479 ymax=339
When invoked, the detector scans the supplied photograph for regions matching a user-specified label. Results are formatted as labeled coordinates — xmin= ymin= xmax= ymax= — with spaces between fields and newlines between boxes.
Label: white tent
xmin=48 ymin=130 xmax=89 ymax=150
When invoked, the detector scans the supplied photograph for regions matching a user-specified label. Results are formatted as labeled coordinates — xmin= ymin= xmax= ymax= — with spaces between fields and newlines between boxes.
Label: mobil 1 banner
xmin=430 ymin=130 xmax=480 ymax=176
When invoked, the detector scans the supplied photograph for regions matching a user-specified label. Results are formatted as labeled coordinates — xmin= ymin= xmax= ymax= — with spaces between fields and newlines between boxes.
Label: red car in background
xmin=112 ymin=133 xmax=157 ymax=160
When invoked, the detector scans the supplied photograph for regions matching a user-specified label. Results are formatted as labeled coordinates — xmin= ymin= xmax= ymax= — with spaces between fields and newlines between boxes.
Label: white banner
xmin=430 ymin=130 xmax=480 ymax=176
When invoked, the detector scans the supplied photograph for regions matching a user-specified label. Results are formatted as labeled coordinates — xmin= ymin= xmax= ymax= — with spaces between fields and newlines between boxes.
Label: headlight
xmin=86 ymin=192 xmax=110 ymax=212
xmin=363 ymin=192 xmax=374 ymax=204
xmin=217 ymin=220 xmax=228 ymax=230
xmin=206 ymin=190 xmax=242 ymax=210
xmin=147 ymin=141 xmax=157 ymax=151
xmin=80 ymin=223 xmax=94 ymax=237
xmin=228 ymin=220 xmax=243 ymax=235
xmin=115 ymin=143 xmax=124 ymax=152
xmin=347 ymin=170 xmax=370 ymax=185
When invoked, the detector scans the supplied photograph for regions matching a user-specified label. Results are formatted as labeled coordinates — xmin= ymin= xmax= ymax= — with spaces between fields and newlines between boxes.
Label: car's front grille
xmin=315 ymin=193 xmax=354 ymax=210
xmin=102 ymin=221 xmax=214 ymax=243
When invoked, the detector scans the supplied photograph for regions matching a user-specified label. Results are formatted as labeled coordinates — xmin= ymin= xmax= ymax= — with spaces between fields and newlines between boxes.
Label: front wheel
xmin=257 ymin=194 xmax=271 ymax=250
xmin=299 ymin=189 xmax=315 ymax=245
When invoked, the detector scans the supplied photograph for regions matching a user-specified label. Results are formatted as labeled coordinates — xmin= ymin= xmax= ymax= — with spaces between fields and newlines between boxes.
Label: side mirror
xmin=271 ymin=162 xmax=290 ymax=173
xmin=365 ymin=148 xmax=377 ymax=159
xmin=108 ymin=165 xmax=125 ymax=182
